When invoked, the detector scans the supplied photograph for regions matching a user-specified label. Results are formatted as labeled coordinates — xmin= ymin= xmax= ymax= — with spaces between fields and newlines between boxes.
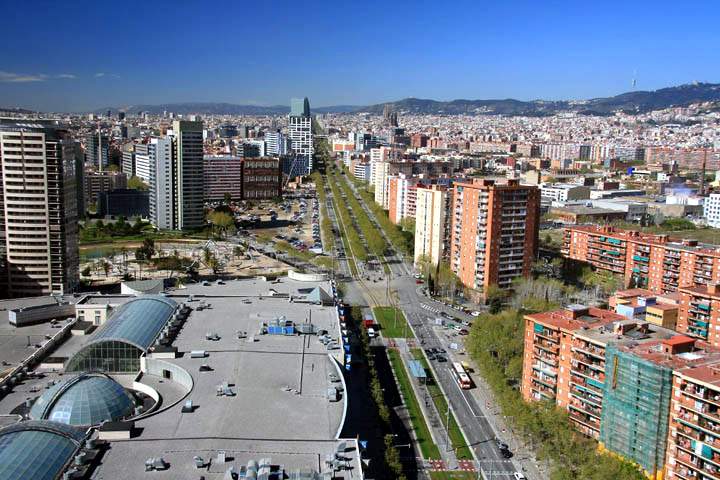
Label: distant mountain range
xmin=82 ymin=82 xmax=720 ymax=117
xmin=94 ymin=102 xmax=362 ymax=116
xmin=359 ymin=82 xmax=720 ymax=116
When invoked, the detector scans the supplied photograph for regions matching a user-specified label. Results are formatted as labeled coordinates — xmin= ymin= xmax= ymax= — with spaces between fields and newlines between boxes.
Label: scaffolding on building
xmin=599 ymin=344 xmax=673 ymax=479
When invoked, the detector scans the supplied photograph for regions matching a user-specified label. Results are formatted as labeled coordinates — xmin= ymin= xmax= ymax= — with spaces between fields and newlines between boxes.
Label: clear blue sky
xmin=1 ymin=0 xmax=718 ymax=112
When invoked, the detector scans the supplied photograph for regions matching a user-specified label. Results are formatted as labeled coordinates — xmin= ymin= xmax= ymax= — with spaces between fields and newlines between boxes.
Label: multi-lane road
xmin=326 ymin=170 xmax=534 ymax=479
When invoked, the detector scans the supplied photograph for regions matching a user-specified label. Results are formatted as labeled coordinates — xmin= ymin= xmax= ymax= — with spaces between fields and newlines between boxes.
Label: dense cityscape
xmin=2 ymin=2 xmax=720 ymax=480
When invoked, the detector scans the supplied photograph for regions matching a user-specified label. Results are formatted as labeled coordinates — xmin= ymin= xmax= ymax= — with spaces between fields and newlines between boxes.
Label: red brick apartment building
xmin=449 ymin=178 xmax=540 ymax=295
xmin=523 ymin=303 xmax=720 ymax=478
xmin=562 ymin=225 xmax=720 ymax=295
xmin=203 ymin=156 xmax=281 ymax=201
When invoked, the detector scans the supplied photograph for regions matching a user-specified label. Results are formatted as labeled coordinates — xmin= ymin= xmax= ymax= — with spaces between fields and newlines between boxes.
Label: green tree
xmin=81 ymin=266 xmax=91 ymax=277
xmin=484 ymin=283 xmax=508 ymax=313
xmin=208 ymin=211 xmax=235 ymax=238
xmin=399 ymin=216 xmax=415 ymax=233
xmin=127 ymin=175 xmax=149 ymax=191
xmin=223 ymin=192 xmax=232 ymax=205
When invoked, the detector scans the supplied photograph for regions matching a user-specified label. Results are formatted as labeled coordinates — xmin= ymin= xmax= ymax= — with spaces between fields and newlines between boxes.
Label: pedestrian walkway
xmin=465 ymin=368 xmax=547 ymax=479
xmin=394 ymin=338 xmax=460 ymax=470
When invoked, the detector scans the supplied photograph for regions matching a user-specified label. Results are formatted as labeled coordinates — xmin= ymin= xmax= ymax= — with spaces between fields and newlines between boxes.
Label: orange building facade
xmin=563 ymin=225 xmax=720 ymax=295
xmin=449 ymin=178 xmax=540 ymax=295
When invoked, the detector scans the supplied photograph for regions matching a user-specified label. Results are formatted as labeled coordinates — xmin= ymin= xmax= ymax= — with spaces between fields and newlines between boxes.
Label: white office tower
xmin=148 ymin=137 xmax=174 ymax=230
xmin=0 ymin=119 xmax=80 ymax=296
xmin=265 ymin=131 xmax=288 ymax=156
xmin=288 ymin=97 xmax=313 ymax=175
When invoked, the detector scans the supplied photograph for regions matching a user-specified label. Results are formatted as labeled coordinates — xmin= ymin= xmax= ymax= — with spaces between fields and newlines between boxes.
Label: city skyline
xmin=1 ymin=0 xmax=719 ymax=112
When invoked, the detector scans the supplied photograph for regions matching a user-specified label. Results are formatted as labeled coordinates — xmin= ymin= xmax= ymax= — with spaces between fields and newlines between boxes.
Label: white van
xmin=367 ymin=328 xmax=376 ymax=338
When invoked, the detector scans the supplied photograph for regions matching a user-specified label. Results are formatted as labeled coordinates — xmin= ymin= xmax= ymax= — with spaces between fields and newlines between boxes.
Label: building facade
xmin=0 ymin=120 xmax=80 ymax=296
xmin=450 ymin=178 xmax=540 ymax=294
xmin=241 ymin=158 xmax=282 ymax=200
xmin=172 ymin=120 xmax=204 ymax=230
xmin=203 ymin=156 xmax=242 ymax=202
xmin=83 ymin=170 xmax=127 ymax=210
xmin=562 ymin=225 xmax=720 ymax=294
xmin=148 ymin=137 xmax=174 ymax=230
xmin=414 ymin=185 xmax=450 ymax=267
xmin=288 ymin=98 xmax=313 ymax=175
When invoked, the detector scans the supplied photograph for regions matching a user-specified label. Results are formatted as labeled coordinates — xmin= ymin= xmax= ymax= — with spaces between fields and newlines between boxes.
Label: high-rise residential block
xmin=562 ymin=226 xmax=720 ymax=294
xmin=172 ymin=120 xmax=204 ymax=230
xmin=449 ymin=178 xmax=540 ymax=295
xmin=288 ymin=97 xmax=313 ymax=175
xmin=148 ymin=137 xmax=173 ymax=230
xmin=0 ymin=120 xmax=80 ymax=296
xmin=414 ymin=185 xmax=450 ymax=267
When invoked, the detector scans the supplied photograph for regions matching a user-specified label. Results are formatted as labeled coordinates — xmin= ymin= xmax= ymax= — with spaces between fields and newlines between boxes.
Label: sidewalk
xmin=395 ymin=338 xmax=460 ymax=470
xmin=465 ymin=363 xmax=549 ymax=479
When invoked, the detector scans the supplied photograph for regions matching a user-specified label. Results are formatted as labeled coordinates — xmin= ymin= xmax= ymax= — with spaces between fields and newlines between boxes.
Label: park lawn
xmin=373 ymin=306 xmax=413 ymax=338
xmin=412 ymin=349 xmax=473 ymax=460
xmin=387 ymin=349 xmax=441 ymax=460
xmin=429 ymin=472 xmax=477 ymax=480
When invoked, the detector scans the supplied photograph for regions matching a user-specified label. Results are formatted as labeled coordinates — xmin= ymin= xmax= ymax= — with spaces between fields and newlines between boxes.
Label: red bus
xmin=451 ymin=362 xmax=472 ymax=389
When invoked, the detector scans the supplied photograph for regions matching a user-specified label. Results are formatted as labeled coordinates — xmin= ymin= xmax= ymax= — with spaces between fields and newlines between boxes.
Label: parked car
xmin=513 ymin=473 xmax=526 ymax=480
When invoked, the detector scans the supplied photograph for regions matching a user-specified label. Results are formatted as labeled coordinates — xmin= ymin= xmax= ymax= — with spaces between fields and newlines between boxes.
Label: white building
xmin=704 ymin=194 xmax=720 ymax=227
xmin=288 ymin=97 xmax=313 ymax=175
xmin=134 ymin=143 xmax=152 ymax=183
xmin=148 ymin=137 xmax=174 ymax=230
xmin=414 ymin=185 xmax=450 ymax=267
xmin=373 ymin=161 xmax=390 ymax=208
xmin=265 ymin=131 xmax=288 ymax=156
xmin=540 ymin=183 xmax=590 ymax=204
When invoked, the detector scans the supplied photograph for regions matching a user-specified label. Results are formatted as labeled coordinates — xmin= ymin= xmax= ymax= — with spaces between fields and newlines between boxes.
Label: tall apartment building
xmin=388 ymin=174 xmax=413 ymax=224
xmin=414 ymin=185 xmax=450 ymax=267
xmin=522 ymin=304 xmax=720 ymax=478
xmin=373 ymin=161 xmax=391 ymax=209
xmin=172 ymin=120 xmax=204 ymax=230
xmin=85 ymin=131 xmax=109 ymax=169
xmin=449 ymin=179 xmax=540 ymax=294
xmin=562 ymin=225 xmax=720 ymax=294
xmin=288 ymin=97 xmax=313 ymax=175
xmin=0 ymin=120 xmax=80 ymax=296
xmin=148 ymin=137 xmax=173 ymax=230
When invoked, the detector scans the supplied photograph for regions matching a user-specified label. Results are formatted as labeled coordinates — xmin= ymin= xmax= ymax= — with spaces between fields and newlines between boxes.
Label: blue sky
xmin=1 ymin=0 xmax=719 ymax=112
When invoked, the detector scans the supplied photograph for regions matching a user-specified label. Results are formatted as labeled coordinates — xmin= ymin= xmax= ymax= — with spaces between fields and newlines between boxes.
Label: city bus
xmin=451 ymin=362 xmax=473 ymax=389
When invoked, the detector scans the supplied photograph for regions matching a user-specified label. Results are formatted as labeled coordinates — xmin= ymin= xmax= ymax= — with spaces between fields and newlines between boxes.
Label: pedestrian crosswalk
xmin=421 ymin=303 xmax=440 ymax=313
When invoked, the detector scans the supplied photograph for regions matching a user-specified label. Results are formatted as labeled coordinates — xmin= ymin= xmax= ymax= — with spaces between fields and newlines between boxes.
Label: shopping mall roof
xmin=85 ymin=295 xmax=177 ymax=351
xmin=0 ymin=420 xmax=85 ymax=480
xmin=29 ymin=373 xmax=134 ymax=426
